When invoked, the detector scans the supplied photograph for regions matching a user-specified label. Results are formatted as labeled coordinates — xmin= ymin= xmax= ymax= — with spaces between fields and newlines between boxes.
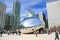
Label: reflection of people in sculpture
xmin=32 ymin=29 xmax=39 ymax=37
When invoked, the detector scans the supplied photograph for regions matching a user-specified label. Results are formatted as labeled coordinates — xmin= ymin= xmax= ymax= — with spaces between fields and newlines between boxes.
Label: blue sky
xmin=0 ymin=0 xmax=48 ymax=19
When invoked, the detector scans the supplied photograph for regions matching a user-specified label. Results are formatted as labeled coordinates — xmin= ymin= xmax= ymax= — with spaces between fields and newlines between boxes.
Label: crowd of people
xmin=0 ymin=29 xmax=60 ymax=40
xmin=0 ymin=29 xmax=21 ymax=37
xmin=32 ymin=29 xmax=60 ymax=40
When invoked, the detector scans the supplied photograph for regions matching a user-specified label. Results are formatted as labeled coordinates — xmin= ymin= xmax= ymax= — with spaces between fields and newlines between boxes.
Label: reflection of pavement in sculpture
xmin=0 ymin=32 xmax=60 ymax=40
xmin=20 ymin=26 xmax=44 ymax=33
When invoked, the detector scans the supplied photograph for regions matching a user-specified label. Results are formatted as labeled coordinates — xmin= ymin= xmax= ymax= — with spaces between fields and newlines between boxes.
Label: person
xmin=48 ymin=30 xmax=50 ymax=34
xmin=0 ymin=30 xmax=2 ymax=37
xmin=8 ymin=31 xmax=10 ymax=36
xmin=1 ymin=31 xmax=2 ymax=37
xmin=12 ymin=30 xmax=15 ymax=35
xmin=16 ymin=31 xmax=18 ymax=35
xmin=41 ymin=30 xmax=43 ymax=34
xmin=55 ymin=31 xmax=59 ymax=40
xmin=16 ymin=30 xmax=18 ymax=35
xmin=35 ymin=30 xmax=39 ymax=37
xmin=32 ymin=29 xmax=39 ymax=37
xmin=18 ymin=30 xmax=21 ymax=35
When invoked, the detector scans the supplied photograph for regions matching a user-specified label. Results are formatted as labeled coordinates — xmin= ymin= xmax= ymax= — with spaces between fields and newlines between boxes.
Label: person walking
xmin=48 ymin=30 xmax=50 ymax=35
xmin=0 ymin=30 xmax=1 ymax=36
xmin=18 ymin=30 xmax=21 ymax=35
xmin=12 ymin=31 xmax=14 ymax=35
xmin=16 ymin=31 xmax=18 ymax=35
xmin=55 ymin=31 xmax=59 ymax=40
xmin=0 ymin=30 xmax=2 ymax=37
xmin=35 ymin=30 xmax=39 ymax=37
xmin=8 ymin=31 xmax=10 ymax=36
xmin=33 ymin=29 xmax=39 ymax=37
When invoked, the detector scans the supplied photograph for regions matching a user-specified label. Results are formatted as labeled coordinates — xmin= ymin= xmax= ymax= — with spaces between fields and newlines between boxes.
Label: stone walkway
xmin=0 ymin=33 xmax=60 ymax=40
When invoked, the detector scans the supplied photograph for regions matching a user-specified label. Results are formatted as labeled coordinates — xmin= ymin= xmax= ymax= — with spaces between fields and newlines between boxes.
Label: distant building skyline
xmin=0 ymin=0 xmax=48 ymax=19
xmin=12 ymin=0 xmax=20 ymax=29
xmin=0 ymin=2 xmax=6 ymax=29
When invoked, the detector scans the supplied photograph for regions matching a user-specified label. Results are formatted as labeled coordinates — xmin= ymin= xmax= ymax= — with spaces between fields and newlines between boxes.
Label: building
xmin=5 ymin=14 xmax=10 ymax=27
xmin=0 ymin=2 xmax=6 ymax=29
xmin=46 ymin=0 xmax=60 ymax=28
xmin=12 ymin=0 xmax=20 ymax=29
xmin=36 ymin=12 xmax=48 ymax=28
xmin=36 ymin=12 xmax=43 ymax=20
xmin=10 ymin=14 xmax=17 ymax=29
xmin=26 ymin=9 xmax=34 ymax=17
xmin=4 ymin=14 xmax=11 ymax=30
xmin=46 ymin=0 xmax=60 ymax=32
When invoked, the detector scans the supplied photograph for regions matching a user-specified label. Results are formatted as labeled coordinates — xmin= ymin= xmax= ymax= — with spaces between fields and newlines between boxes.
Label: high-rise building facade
xmin=4 ymin=14 xmax=12 ymax=30
xmin=10 ymin=14 xmax=17 ymax=29
xmin=47 ymin=0 xmax=60 ymax=28
xmin=12 ymin=0 xmax=20 ymax=29
xmin=5 ymin=14 xmax=10 ymax=26
xmin=0 ymin=2 xmax=6 ymax=29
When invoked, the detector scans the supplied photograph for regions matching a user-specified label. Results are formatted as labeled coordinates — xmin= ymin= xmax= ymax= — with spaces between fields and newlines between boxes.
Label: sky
xmin=0 ymin=0 xmax=48 ymax=19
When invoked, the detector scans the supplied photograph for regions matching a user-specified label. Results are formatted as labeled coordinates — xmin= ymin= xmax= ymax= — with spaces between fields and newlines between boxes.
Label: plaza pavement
xmin=0 ymin=32 xmax=60 ymax=40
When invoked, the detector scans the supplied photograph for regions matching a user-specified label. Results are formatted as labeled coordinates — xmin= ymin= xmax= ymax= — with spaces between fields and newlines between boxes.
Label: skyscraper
xmin=10 ymin=14 xmax=16 ymax=29
xmin=47 ymin=0 xmax=60 ymax=27
xmin=13 ymin=0 xmax=20 ymax=29
xmin=0 ymin=2 xmax=6 ymax=29
xmin=4 ymin=13 xmax=12 ymax=30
